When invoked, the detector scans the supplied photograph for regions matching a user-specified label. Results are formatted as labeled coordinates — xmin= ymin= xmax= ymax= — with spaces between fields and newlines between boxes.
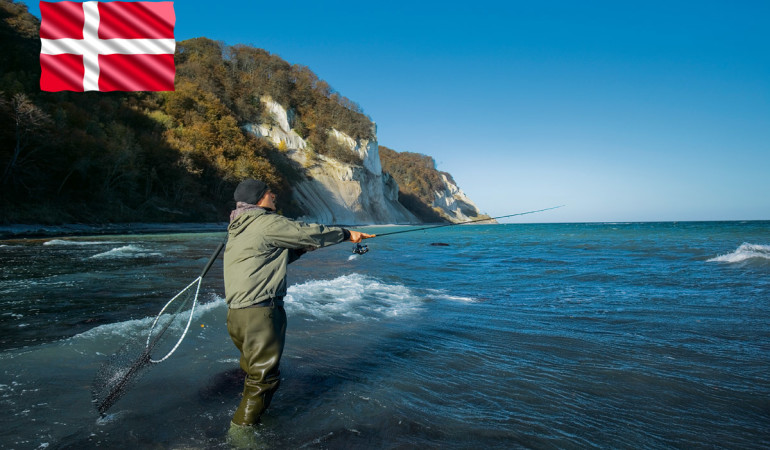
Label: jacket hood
xmin=228 ymin=207 xmax=269 ymax=235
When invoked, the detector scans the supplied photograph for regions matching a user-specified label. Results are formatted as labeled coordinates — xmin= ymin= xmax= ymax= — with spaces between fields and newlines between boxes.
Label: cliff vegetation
xmin=0 ymin=0 xmax=481 ymax=225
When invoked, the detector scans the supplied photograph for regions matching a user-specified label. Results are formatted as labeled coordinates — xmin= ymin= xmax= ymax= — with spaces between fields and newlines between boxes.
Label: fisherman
xmin=224 ymin=178 xmax=374 ymax=445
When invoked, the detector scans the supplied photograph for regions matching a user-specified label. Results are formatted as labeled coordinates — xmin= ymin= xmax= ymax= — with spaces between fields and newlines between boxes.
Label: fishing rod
xmin=351 ymin=205 xmax=564 ymax=254
xmin=375 ymin=205 xmax=565 ymax=237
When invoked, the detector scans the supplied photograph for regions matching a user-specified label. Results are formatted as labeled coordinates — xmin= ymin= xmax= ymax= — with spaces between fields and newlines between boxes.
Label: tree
xmin=1 ymin=93 xmax=51 ymax=189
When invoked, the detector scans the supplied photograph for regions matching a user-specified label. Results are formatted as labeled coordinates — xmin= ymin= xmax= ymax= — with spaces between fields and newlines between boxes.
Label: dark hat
xmin=234 ymin=178 xmax=269 ymax=204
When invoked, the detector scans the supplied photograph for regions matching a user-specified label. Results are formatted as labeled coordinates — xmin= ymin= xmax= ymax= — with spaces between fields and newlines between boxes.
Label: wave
xmin=433 ymin=293 xmax=476 ymax=302
xmin=72 ymin=274 xmax=432 ymax=339
xmin=708 ymin=243 xmax=770 ymax=264
xmin=43 ymin=239 xmax=118 ymax=246
xmin=74 ymin=296 xmax=224 ymax=342
xmin=285 ymin=273 xmax=423 ymax=321
xmin=89 ymin=245 xmax=162 ymax=259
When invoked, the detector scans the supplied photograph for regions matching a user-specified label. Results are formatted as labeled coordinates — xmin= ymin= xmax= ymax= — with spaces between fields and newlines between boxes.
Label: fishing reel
xmin=352 ymin=243 xmax=369 ymax=255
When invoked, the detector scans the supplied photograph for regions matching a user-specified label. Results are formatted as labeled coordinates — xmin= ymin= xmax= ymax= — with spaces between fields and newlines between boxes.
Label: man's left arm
xmin=267 ymin=215 xmax=375 ymax=249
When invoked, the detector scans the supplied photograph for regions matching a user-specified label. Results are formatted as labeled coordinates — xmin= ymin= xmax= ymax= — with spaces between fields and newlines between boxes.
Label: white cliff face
xmin=433 ymin=173 xmax=484 ymax=222
xmin=242 ymin=97 xmax=307 ymax=150
xmin=292 ymin=154 xmax=414 ymax=224
xmin=244 ymin=97 xmax=417 ymax=224
xmin=329 ymin=129 xmax=382 ymax=175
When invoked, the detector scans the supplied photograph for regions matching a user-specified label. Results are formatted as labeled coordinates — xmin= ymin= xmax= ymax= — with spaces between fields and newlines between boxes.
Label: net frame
xmin=146 ymin=276 xmax=202 ymax=363
xmin=92 ymin=239 xmax=225 ymax=415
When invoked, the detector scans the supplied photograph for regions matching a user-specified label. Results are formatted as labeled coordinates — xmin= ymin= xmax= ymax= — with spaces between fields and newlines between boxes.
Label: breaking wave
xmin=708 ymin=243 xmax=770 ymax=264
xmin=286 ymin=273 xmax=423 ymax=321
xmin=74 ymin=296 xmax=224 ymax=342
xmin=426 ymin=290 xmax=476 ymax=302
xmin=44 ymin=239 xmax=118 ymax=246
xmin=89 ymin=245 xmax=162 ymax=259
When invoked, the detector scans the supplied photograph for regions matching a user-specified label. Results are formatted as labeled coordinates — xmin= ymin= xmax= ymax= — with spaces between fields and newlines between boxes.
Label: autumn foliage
xmin=0 ymin=1 xmax=453 ymax=225
xmin=0 ymin=2 xmax=374 ymax=223
xmin=379 ymin=146 xmax=453 ymax=223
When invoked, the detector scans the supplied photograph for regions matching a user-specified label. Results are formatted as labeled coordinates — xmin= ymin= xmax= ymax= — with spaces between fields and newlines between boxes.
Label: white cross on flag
xmin=40 ymin=1 xmax=176 ymax=92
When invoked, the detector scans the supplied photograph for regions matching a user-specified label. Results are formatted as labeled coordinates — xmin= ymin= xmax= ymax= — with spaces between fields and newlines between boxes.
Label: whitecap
xmin=73 ymin=295 xmax=225 ymax=342
xmin=43 ymin=239 xmax=117 ymax=246
xmin=434 ymin=294 xmax=476 ymax=302
xmin=423 ymin=288 xmax=476 ymax=302
xmin=708 ymin=243 xmax=770 ymax=263
xmin=285 ymin=273 xmax=422 ymax=321
xmin=89 ymin=245 xmax=162 ymax=259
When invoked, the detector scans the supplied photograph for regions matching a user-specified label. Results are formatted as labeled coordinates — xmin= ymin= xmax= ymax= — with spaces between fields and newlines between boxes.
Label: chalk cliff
xmin=245 ymin=97 xmax=417 ymax=224
xmin=433 ymin=173 xmax=485 ymax=222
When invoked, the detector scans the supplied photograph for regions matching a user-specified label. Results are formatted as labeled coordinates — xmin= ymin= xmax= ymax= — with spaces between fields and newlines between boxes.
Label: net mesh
xmin=92 ymin=278 xmax=200 ymax=415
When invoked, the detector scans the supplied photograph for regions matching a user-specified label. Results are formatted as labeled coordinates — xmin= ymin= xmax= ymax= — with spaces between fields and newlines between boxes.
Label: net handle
xmin=145 ymin=240 xmax=225 ymax=363
xmin=200 ymin=240 xmax=226 ymax=278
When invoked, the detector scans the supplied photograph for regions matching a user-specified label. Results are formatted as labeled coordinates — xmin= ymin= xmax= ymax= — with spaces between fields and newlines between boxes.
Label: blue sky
xmin=28 ymin=1 xmax=770 ymax=222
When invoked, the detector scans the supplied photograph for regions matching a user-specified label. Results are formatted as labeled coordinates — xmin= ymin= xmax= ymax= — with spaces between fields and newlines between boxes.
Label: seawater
xmin=0 ymin=222 xmax=768 ymax=449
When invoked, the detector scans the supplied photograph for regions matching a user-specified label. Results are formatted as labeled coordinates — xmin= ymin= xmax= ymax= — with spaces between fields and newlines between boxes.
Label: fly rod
xmin=374 ymin=205 xmax=565 ymax=238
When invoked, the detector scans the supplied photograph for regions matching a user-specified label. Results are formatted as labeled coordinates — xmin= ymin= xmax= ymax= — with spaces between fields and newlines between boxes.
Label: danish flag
xmin=39 ymin=1 xmax=176 ymax=92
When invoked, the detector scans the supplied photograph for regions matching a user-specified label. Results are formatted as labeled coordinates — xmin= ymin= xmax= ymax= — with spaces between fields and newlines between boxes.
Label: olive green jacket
xmin=224 ymin=208 xmax=348 ymax=309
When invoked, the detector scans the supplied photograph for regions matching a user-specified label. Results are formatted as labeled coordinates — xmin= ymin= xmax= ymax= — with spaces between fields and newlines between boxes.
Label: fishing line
xmin=372 ymin=205 xmax=565 ymax=238
xmin=92 ymin=204 xmax=562 ymax=413
xmin=348 ymin=205 xmax=563 ymax=254
xmin=92 ymin=239 xmax=226 ymax=415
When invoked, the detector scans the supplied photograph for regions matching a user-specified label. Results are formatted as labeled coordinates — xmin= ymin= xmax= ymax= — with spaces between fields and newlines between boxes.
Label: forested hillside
xmin=379 ymin=146 xmax=449 ymax=223
xmin=0 ymin=0 xmax=481 ymax=224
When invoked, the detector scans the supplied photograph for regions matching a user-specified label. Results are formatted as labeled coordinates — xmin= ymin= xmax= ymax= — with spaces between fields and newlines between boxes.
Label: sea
xmin=0 ymin=221 xmax=768 ymax=449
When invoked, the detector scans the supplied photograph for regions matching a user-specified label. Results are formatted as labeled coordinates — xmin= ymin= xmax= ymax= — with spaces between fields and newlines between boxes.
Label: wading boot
xmin=231 ymin=374 xmax=279 ymax=425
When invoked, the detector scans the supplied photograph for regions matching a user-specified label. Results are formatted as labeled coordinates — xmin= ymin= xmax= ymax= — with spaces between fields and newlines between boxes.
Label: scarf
xmin=230 ymin=202 xmax=263 ymax=222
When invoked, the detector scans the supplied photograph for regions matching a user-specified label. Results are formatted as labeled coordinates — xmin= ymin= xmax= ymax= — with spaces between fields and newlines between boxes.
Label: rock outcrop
xmin=245 ymin=97 xmax=416 ymax=224
xmin=433 ymin=173 xmax=485 ymax=222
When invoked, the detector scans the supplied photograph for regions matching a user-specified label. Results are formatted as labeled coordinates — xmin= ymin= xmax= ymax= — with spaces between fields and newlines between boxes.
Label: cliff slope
xmin=246 ymin=97 xmax=416 ymax=224
xmin=380 ymin=147 xmax=490 ymax=223
xmin=0 ymin=2 xmax=483 ymax=225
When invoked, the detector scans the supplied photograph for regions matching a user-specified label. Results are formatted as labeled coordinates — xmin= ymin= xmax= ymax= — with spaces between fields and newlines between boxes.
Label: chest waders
xmin=226 ymin=298 xmax=287 ymax=426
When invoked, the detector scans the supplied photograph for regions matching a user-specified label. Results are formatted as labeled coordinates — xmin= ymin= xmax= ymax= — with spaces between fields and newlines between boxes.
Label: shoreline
xmin=5 ymin=219 xmax=765 ymax=241
xmin=0 ymin=222 xmax=230 ymax=240
xmin=0 ymin=221 xmax=421 ymax=240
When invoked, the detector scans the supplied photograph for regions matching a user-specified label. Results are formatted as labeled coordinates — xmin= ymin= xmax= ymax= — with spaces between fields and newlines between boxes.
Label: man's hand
xmin=348 ymin=230 xmax=375 ymax=243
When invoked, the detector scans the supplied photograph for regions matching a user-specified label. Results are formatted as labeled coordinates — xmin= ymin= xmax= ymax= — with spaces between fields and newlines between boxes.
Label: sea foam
xmin=73 ymin=296 xmax=224 ymax=342
xmin=44 ymin=239 xmax=118 ymax=246
xmin=285 ymin=273 xmax=422 ymax=321
xmin=89 ymin=245 xmax=162 ymax=259
xmin=708 ymin=243 xmax=770 ymax=263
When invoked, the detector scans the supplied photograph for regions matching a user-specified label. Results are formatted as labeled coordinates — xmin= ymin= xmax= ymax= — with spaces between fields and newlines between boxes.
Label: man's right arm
xmin=348 ymin=230 xmax=375 ymax=243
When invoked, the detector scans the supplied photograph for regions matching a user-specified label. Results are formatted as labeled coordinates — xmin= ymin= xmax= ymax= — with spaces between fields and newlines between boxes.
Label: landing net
xmin=92 ymin=276 xmax=201 ymax=415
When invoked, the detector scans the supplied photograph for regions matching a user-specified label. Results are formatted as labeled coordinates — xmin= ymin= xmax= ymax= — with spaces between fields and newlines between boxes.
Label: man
xmin=224 ymin=178 xmax=373 ymax=442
